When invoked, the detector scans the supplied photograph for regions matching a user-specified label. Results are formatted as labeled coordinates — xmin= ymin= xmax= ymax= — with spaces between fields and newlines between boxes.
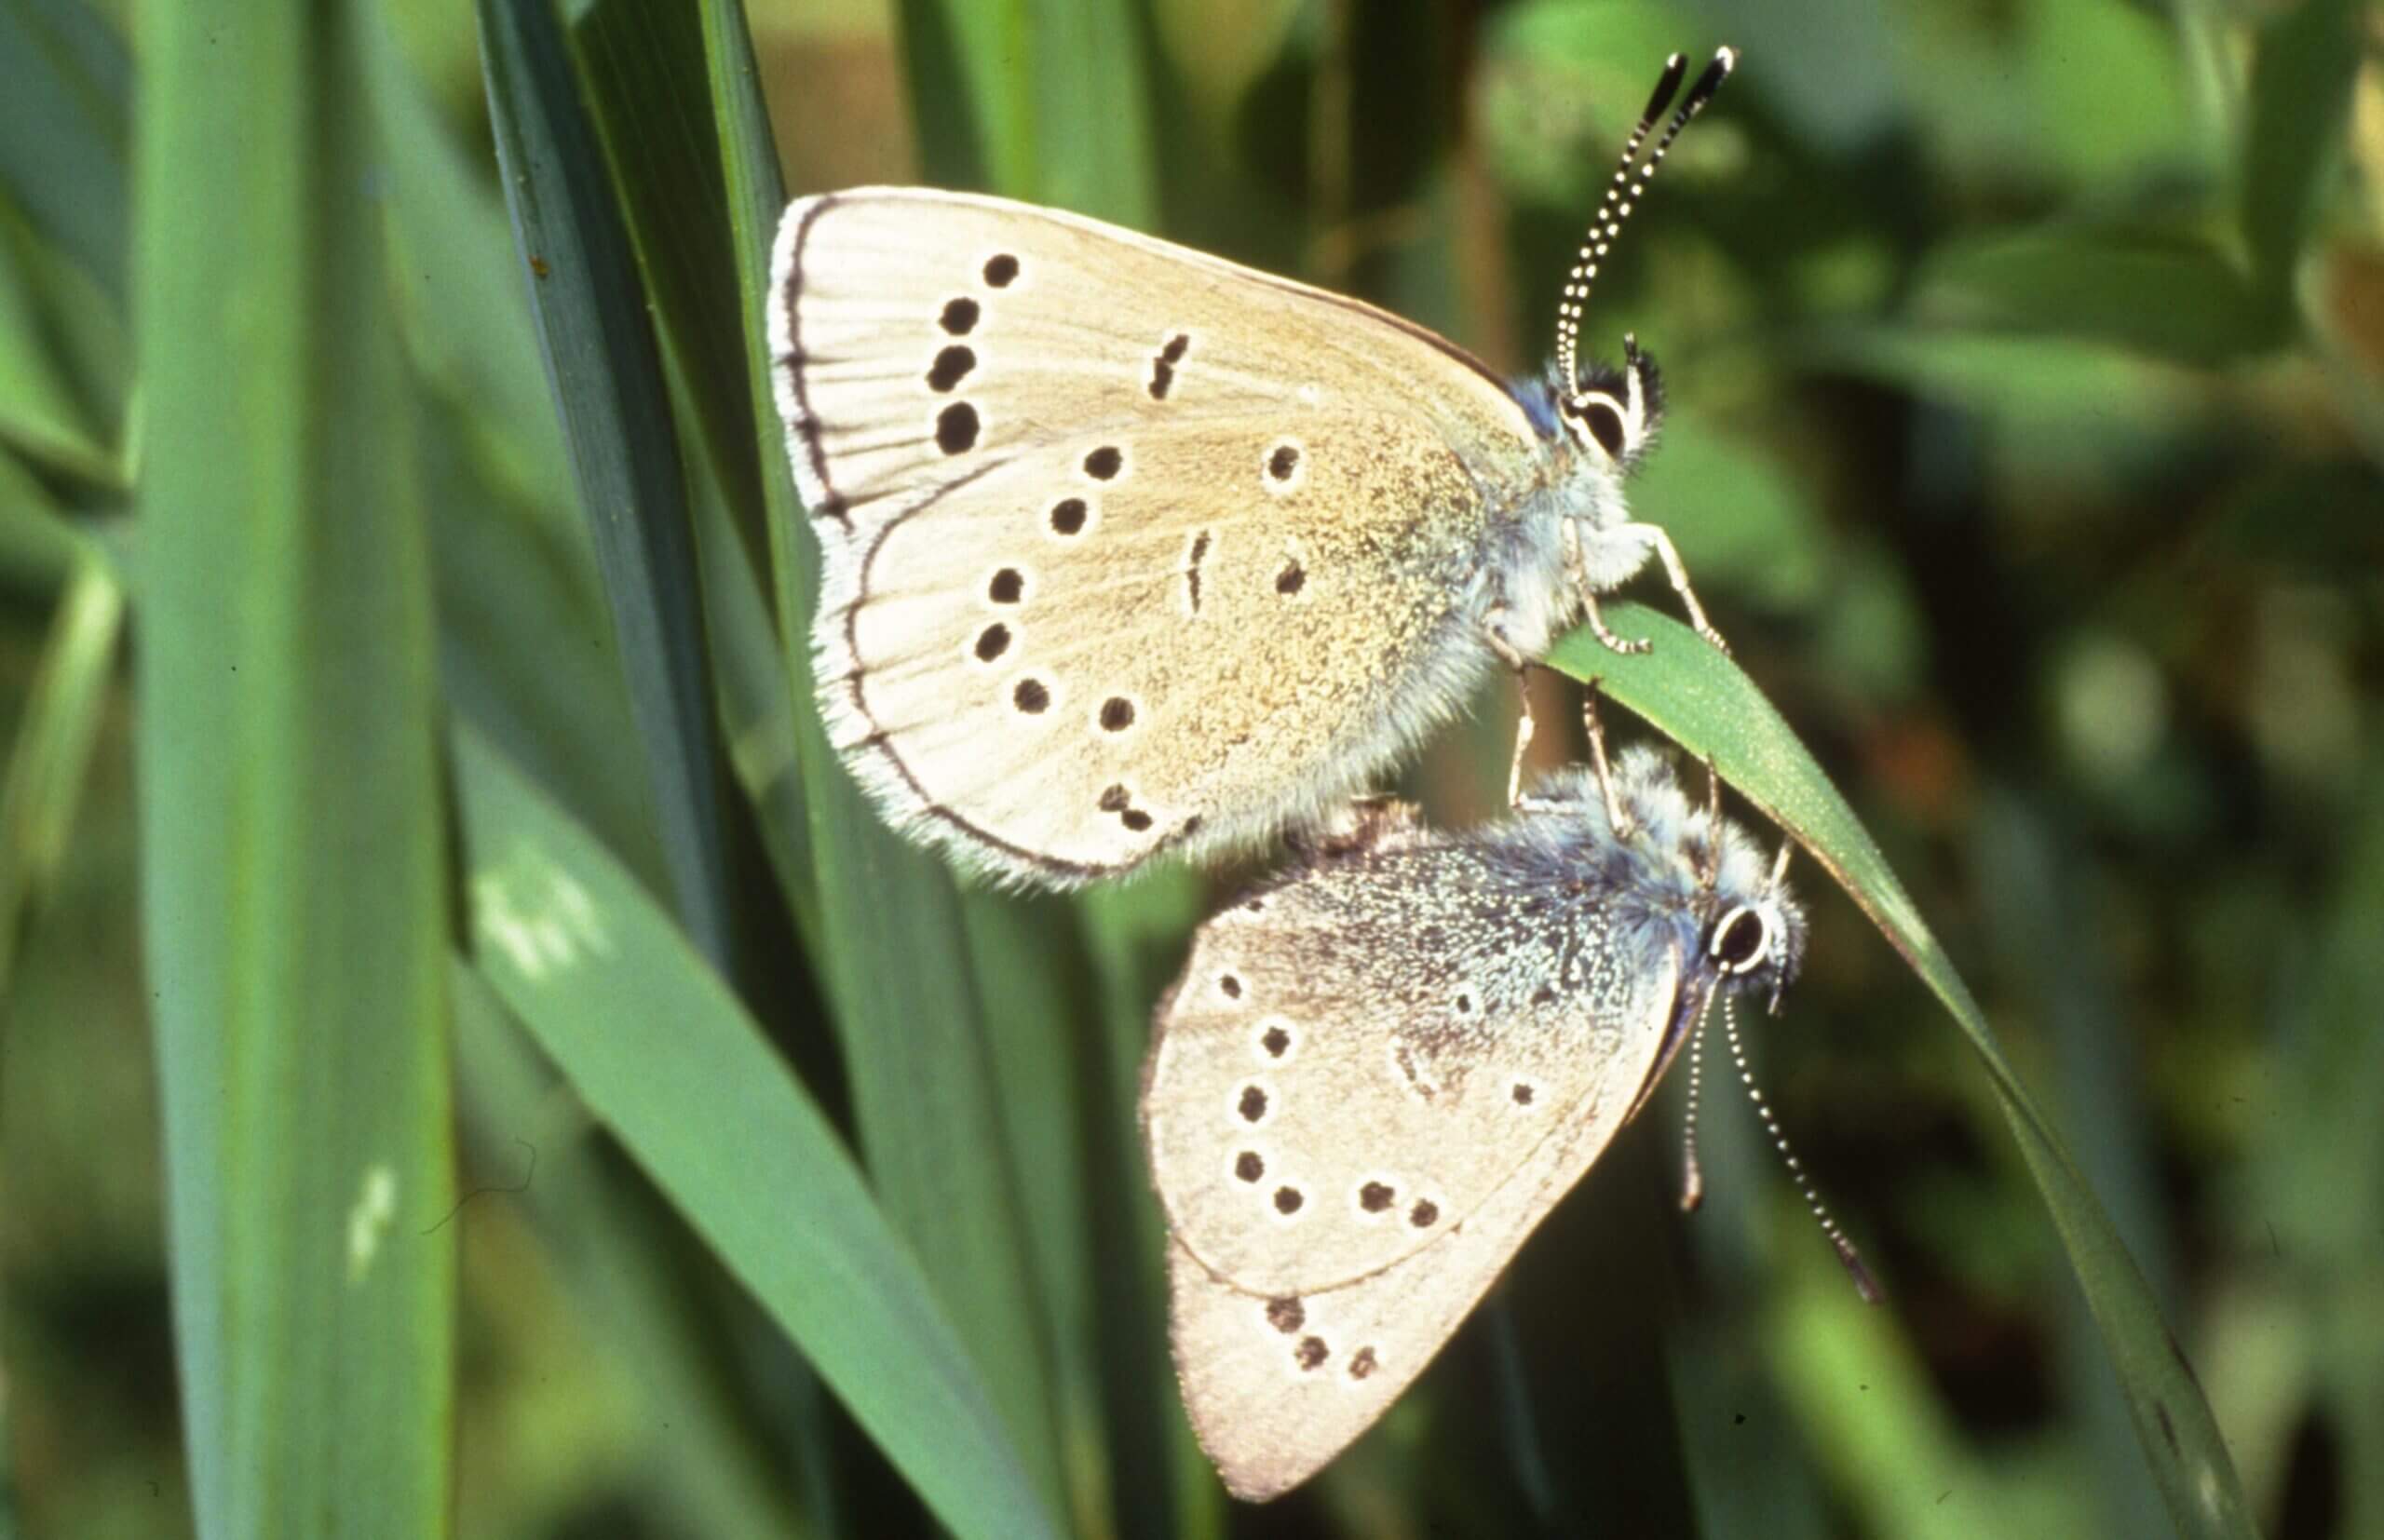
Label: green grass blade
xmin=568 ymin=0 xmax=771 ymax=585
xmin=2241 ymin=0 xmax=2360 ymax=303
xmin=0 ymin=219 xmax=114 ymax=484
xmin=892 ymin=0 xmax=1154 ymax=213
xmin=960 ymin=893 xmax=1116 ymax=1534
xmin=478 ymin=0 xmax=739 ymax=974
xmin=0 ymin=558 xmax=119 ymax=996
xmin=453 ymin=723 xmax=1060 ymax=1540
xmin=0 ymin=457 xmax=96 ymax=590
xmin=1023 ymin=0 xmax=1155 ymax=223
xmin=1550 ymin=601 xmax=2256 ymax=1540
xmin=0 ymin=0 xmax=128 ymax=302
xmin=134 ymin=1 xmax=454 ymax=1531
xmin=356 ymin=14 xmax=659 ymax=878
xmin=562 ymin=0 xmax=824 ymax=945
xmin=704 ymin=0 xmax=1072 ymax=1515
xmin=450 ymin=961 xmax=817 ymax=1539
xmin=1080 ymin=874 xmax=1225 ymax=1540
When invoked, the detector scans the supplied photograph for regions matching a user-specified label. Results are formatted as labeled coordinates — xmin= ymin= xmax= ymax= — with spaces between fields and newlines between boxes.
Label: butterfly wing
xmin=1143 ymin=841 xmax=1688 ymax=1499
xmin=771 ymin=189 xmax=1552 ymax=885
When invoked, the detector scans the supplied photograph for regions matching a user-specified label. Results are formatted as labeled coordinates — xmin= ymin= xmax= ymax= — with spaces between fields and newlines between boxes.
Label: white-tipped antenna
xmin=1552 ymin=46 xmax=1738 ymax=402
xmin=1722 ymin=994 xmax=1880 ymax=1303
xmin=1678 ymin=997 xmax=1711 ymax=1211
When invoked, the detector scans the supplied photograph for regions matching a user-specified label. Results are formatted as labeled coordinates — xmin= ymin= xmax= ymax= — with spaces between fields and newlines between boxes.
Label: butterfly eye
xmin=1568 ymin=395 xmax=1628 ymax=459
xmin=1711 ymin=906 xmax=1769 ymax=973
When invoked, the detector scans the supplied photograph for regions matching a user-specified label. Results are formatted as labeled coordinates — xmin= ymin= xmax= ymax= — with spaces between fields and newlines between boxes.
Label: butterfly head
xmin=1699 ymin=828 xmax=1802 ymax=1016
xmin=1706 ymin=896 xmax=1796 ymax=1015
xmin=1555 ymin=334 xmax=1665 ymax=469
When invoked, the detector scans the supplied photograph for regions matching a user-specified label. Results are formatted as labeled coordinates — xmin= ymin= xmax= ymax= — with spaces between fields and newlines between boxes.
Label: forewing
xmin=770 ymin=189 xmax=1542 ymax=883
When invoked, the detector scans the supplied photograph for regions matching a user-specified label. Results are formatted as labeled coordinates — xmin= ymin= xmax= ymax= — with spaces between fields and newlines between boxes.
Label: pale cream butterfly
xmin=1141 ymin=707 xmax=1873 ymax=1500
xmin=769 ymin=50 xmax=1739 ymax=886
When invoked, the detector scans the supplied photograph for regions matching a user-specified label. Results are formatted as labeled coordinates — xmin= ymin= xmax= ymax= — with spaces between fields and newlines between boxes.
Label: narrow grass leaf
xmin=961 ymin=893 xmax=1116 ymax=1534
xmin=1025 ymin=0 xmax=1156 ymax=223
xmin=357 ymin=16 xmax=657 ymax=873
xmin=454 ymin=724 xmax=1060 ymax=1540
xmin=0 ymin=461 xmax=95 ymax=591
xmin=2242 ymin=0 xmax=2360 ymax=302
xmin=1549 ymin=601 xmax=2257 ymax=1540
xmin=135 ymin=3 xmax=454 ymax=1531
xmin=0 ymin=0 xmax=128 ymax=301
xmin=892 ymin=0 xmax=1023 ymax=192
xmin=450 ymin=962 xmax=816 ymax=1540
xmin=0 ymin=224 xmax=114 ymax=484
xmin=0 ymin=558 xmax=119 ymax=995
xmin=701 ymin=0 xmax=1072 ymax=1512
xmin=1080 ymin=873 xmax=1226 ymax=1540
xmin=568 ymin=0 xmax=772 ymax=584
xmin=563 ymin=0 xmax=825 ymax=945
xmin=479 ymin=0 xmax=738 ymax=975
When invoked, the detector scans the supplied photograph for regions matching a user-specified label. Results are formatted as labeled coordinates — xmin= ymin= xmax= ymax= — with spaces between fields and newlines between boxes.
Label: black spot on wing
xmin=1148 ymin=333 xmax=1191 ymax=399
xmin=927 ymin=344 xmax=975 ymax=392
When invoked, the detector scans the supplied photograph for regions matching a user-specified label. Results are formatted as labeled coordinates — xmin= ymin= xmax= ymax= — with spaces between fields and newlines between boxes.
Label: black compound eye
xmin=1712 ymin=907 xmax=1768 ymax=972
xmin=1570 ymin=396 xmax=1627 ymax=459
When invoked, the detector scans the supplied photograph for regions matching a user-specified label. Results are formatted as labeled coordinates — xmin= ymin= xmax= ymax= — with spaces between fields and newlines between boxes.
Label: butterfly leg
xmin=1485 ymin=615 xmax=1537 ymax=808
xmin=1698 ymin=756 xmax=1724 ymax=891
xmin=1564 ymin=519 xmax=1653 ymax=656
xmin=1606 ymin=521 xmax=1730 ymax=655
xmin=1578 ymin=680 xmax=1635 ymax=839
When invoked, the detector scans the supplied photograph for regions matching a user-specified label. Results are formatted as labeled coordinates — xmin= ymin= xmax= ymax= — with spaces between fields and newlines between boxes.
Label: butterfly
xmin=1139 ymin=719 xmax=1865 ymax=1500
xmin=769 ymin=50 xmax=1738 ymax=885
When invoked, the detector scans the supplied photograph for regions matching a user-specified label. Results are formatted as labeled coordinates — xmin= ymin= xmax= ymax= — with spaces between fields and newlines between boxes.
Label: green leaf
xmin=134 ymin=1 xmax=454 ymax=1531
xmin=1912 ymin=228 xmax=2281 ymax=366
xmin=568 ymin=0 xmax=772 ymax=584
xmin=892 ymin=0 xmax=1155 ymax=219
xmin=698 ymin=0 xmax=1070 ymax=1516
xmin=2242 ymin=0 xmax=2360 ymax=302
xmin=1079 ymin=872 xmax=1226 ymax=1540
xmin=479 ymin=0 xmax=740 ymax=976
xmin=0 ymin=0 xmax=129 ymax=301
xmin=0 ymin=215 xmax=115 ymax=483
xmin=556 ymin=0 xmax=825 ymax=950
xmin=453 ymin=723 xmax=1059 ymax=1540
xmin=450 ymin=963 xmax=820 ymax=1540
xmin=1549 ymin=601 xmax=2257 ymax=1540
xmin=0 ymin=557 xmax=119 ymax=996
xmin=355 ymin=14 xmax=659 ymax=880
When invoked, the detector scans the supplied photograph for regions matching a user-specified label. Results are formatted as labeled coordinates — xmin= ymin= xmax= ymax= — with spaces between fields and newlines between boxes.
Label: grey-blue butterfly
xmin=1143 ymin=723 xmax=1870 ymax=1500
xmin=770 ymin=50 xmax=1740 ymax=886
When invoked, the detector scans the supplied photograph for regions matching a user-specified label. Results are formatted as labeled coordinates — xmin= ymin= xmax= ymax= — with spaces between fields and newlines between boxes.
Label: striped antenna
xmin=1678 ymin=996 xmax=1711 ymax=1211
xmin=1552 ymin=47 xmax=1739 ymax=402
xmin=1722 ymin=994 xmax=1881 ymax=1303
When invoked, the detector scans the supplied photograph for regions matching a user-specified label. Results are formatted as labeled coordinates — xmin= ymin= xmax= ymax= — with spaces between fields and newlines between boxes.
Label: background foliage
xmin=1 ymin=0 xmax=2377 ymax=1535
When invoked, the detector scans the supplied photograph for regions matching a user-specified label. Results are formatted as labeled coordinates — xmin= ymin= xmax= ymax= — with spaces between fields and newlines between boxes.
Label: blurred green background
xmin=1 ymin=0 xmax=2377 ymax=1535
